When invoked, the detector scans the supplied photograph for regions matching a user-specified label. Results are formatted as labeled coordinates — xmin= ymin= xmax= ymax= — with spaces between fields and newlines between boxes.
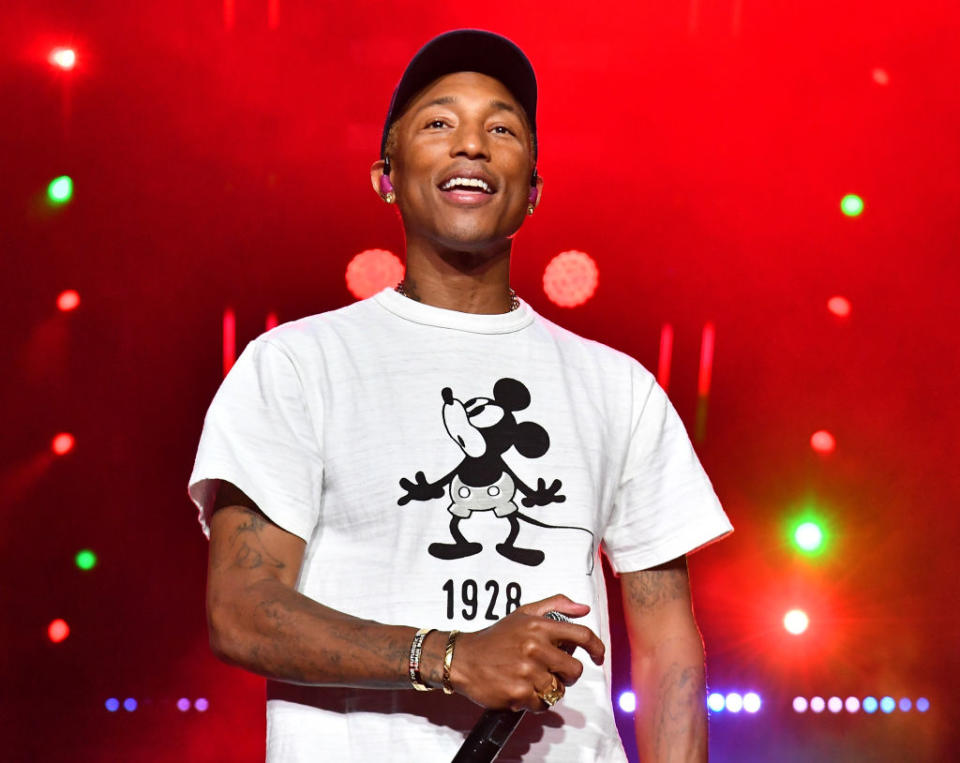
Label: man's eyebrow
xmin=411 ymin=96 xmax=522 ymax=117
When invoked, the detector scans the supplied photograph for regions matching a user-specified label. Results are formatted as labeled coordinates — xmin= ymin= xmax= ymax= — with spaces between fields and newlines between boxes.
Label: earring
xmin=384 ymin=191 xmax=396 ymax=204
xmin=379 ymin=173 xmax=395 ymax=204
xmin=526 ymin=203 xmax=535 ymax=215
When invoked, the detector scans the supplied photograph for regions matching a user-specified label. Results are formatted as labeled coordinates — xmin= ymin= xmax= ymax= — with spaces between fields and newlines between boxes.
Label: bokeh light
xmin=194 ymin=698 xmax=209 ymax=712
xmin=123 ymin=698 xmax=137 ymax=712
xmin=725 ymin=693 xmax=743 ymax=713
xmin=880 ymin=696 xmax=895 ymax=713
xmin=899 ymin=698 xmax=912 ymax=712
xmin=542 ymin=250 xmax=599 ymax=308
xmin=177 ymin=698 xmax=191 ymax=712
xmin=48 ymin=618 xmax=70 ymax=643
xmin=57 ymin=289 xmax=81 ymax=312
xmin=810 ymin=696 xmax=825 ymax=713
xmin=52 ymin=433 xmax=75 ymax=455
xmin=916 ymin=698 xmax=929 ymax=712
xmin=743 ymin=692 xmax=762 ymax=713
xmin=344 ymin=249 xmax=404 ymax=300
xmin=845 ymin=696 xmax=861 ymax=713
xmin=840 ymin=194 xmax=864 ymax=217
xmin=707 ymin=693 xmax=725 ymax=712
xmin=872 ymin=68 xmax=889 ymax=85
xmin=75 ymin=549 xmax=97 ymax=570
xmin=828 ymin=696 xmax=842 ymax=713
xmin=827 ymin=296 xmax=851 ymax=318
xmin=794 ymin=521 xmax=824 ymax=552
xmin=792 ymin=696 xmax=808 ymax=713
xmin=618 ymin=691 xmax=636 ymax=712
xmin=783 ymin=609 xmax=809 ymax=635
xmin=49 ymin=47 xmax=77 ymax=70
xmin=863 ymin=696 xmax=878 ymax=714
xmin=810 ymin=430 xmax=836 ymax=454
xmin=105 ymin=698 xmax=120 ymax=712
xmin=47 ymin=175 xmax=74 ymax=205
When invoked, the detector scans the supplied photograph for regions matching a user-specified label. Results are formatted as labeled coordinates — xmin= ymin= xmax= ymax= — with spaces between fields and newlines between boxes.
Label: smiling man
xmin=189 ymin=30 xmax=732 ymax=762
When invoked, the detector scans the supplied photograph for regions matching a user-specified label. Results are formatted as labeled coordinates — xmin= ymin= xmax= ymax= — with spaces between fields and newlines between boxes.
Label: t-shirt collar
xmin=373 ymin=286 xmax=535 ymax=334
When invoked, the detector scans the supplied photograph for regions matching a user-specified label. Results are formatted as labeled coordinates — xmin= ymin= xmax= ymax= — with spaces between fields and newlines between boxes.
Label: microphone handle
xmin=450 ymin=611 xmax=572 ymax=763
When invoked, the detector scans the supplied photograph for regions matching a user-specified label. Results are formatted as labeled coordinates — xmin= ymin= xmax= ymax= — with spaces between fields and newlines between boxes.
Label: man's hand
xmin=444 ymin=594 xmax=605 ymax=713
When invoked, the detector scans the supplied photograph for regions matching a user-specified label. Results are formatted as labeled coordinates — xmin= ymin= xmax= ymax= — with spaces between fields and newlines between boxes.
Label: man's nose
xmin=451 ymin=123 xmax=490 ymax=160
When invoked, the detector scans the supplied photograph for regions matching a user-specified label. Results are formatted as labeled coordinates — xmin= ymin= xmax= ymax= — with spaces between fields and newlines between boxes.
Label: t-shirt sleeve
xmin=187 ymin=337 xmax=323 ymax=542
xmin=602 ymin=363 xmax=732 ymax=573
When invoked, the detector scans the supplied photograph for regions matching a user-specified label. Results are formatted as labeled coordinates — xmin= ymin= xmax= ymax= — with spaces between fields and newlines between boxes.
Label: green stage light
xmin=840 ymin=194 xmax=863 ymax=217
xmin=47 ymin=176 xmax=74 ymax=204
xmin=794 ymin=522 xmax=824 ymax=552
xmin=75 ymin=549 xmax=97 ymax=570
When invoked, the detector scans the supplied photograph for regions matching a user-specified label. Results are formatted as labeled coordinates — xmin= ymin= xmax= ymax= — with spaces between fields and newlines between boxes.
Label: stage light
xmin=47 ymin=176 xmax=74 ymax=205
xmin=872 ymin=68 xmax=889 ymax=86
xmin=845 ymin=696 xmax=860 ymax=713
xmin=543 ymin=250 xmax=599 ymax=308
xmin=916 ymin=698 xmax=929 ymax=712
xmin=899 ymin=698 xmax=911 ymax=712
xmin=810 ymin=430 xmax=836 ymax=455
xmin=49 ymin=47 xmax=77 ymax=71
xmin=57 ymin=289 xmax=81 ymax=312
xmin=707 ymin=693 xmax=725 ymax=712
xmin=194 ymin=698 xmax=209 ymax=712
xmin=828 ymin=696 xmax=842 ymax=713
xmin=880 ymin=696 xmax=895 ymax=713
xmin=794 ymin=521 xmax=824 ymax=552
xmin=618 ymin=691 xmax=636 ymax=712
xmin=177 ymin=698 xmax=190 ymax=712
xmin=810 ymin=696 xmax=825 ymax=713
xmin=105 ymin=698 xmax=120 ymax=712
xmin=52 ymin=433 xmax=75 ymax=455
xmin=841 ymin=194 xmax=864 ymax=217
xmin=743 ymin=692 xmax=761 ymax=713
xmin=792 ymin=697 xmax=808 ymax=713
xmin=75 ymin=549 xmax=97 ymax=570
xmin=725 ymin=693 xmax=743 ymax=713
xmin=783 ymin=609 xmax=809 ymax=635
xmin=827 ymin=296 xmax=851 ymax=318
xmin=862 ymin=696 xmax=878 ymax=714
xmin=48 ymin=618 xmax=70 ymax=643
xmin=345 ymin=249 xmax=404 ymax=301
xmin=123 ymin=698 xmax=137 ymax=712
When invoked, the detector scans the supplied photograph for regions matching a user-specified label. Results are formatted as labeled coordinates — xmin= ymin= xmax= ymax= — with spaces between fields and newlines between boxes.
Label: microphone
xmin=451 ymin=611 xmax=572 ymax=763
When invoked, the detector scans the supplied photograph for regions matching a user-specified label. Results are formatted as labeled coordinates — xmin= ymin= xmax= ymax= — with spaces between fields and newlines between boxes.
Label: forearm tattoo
xmin=625 ymin=561 xmax=689 ymax=610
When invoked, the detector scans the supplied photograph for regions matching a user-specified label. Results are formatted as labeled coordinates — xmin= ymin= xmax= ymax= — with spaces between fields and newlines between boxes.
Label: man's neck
xmin=400 ymin=239 xmax=514 ymax=315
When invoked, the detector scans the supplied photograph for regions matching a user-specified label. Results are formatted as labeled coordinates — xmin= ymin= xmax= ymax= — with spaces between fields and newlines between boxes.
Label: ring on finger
xmin=535 ymin=674 xmax=565 ymax=707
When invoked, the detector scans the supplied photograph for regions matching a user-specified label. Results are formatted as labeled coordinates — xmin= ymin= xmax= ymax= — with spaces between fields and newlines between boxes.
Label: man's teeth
xmin=440 ymin=177 xmax=493 ymax=193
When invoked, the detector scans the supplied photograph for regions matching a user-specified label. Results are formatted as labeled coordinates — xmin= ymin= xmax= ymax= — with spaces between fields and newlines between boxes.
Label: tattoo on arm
xmin=656 ymin=660 xmax=706 ymax=758
xmin=229 ymin=507 xmax=286 ymax=572
xmin=625 ymin=557 xmax=689 ymax=609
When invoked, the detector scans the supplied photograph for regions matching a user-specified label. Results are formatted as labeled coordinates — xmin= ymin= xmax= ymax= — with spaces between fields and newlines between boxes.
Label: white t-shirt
xmin=188 ymin=287 xmax=732 ymax=762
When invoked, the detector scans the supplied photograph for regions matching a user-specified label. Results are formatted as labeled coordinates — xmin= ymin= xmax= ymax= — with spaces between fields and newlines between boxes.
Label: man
xmin=189 ymin=29 xmax=732 ymax=762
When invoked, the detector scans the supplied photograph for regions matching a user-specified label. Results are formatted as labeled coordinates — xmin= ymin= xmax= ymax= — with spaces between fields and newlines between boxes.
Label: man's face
xmin=383 ymin=71 xmax=537 ymax=253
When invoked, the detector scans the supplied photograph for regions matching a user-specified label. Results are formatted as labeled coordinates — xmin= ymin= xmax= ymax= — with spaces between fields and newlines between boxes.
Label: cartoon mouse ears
xmin=493 ymin=378 xmax=531 ymax=411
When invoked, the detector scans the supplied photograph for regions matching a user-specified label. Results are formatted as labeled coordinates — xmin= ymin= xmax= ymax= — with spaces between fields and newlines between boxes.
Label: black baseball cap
xmin=380 ymin=29 xmax=538 ymax=160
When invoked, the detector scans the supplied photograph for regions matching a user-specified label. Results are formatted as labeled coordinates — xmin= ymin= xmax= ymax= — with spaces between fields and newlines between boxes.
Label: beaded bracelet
xmin=441 ymin=630 xmax=460 ymax=695
xmin=408 ymin=627 xmax=435 ymax=691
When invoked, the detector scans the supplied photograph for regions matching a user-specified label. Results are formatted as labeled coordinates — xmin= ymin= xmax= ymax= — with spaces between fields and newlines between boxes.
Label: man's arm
xmin=205 ymin=481 xmax=605 ymax=707
xmin=621 ymin=556 xmax=707 ymax=763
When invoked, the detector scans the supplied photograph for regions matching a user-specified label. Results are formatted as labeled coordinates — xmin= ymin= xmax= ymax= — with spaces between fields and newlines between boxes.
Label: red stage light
xmin=827 ymin=296 xmax=851 ymax=317
xmin=783 ymin=609 xmax=809 ymax=635
xmin=345 ymin=249 xmax=404 ymax=300
xmin=872 ymin=68 xmax=889 ymax=86
xmin=810 ymin=430 xmax=836 ymax=454
xmin=52 ymin=433 xmax=75 ymax=455
xmin=48 ymin=618 xmax=70 ymax=643
xmin=542 ymin=251 xmax=599 ymax=308
xmin=223 ymin=308 xmax=236 ymax=377
xmin=49 ymin=48 xmax=77 ymax=71
xmin=265 ymin=312 xmax=279 ymax=331
xmin=657 ymin=323 xmax=674 ymax=392
xmin=57 ymin=289 xmax=80 ymax=312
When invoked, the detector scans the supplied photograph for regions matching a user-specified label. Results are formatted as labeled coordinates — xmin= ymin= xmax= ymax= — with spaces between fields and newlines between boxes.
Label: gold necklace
xmin=394 ymin=281 xmax=520 ymax=312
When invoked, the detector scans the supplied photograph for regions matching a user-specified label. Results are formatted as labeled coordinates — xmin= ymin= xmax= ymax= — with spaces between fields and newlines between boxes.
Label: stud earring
xmin=384 ymin=191 xmax=396 ymax=204
xmin=526 ymin=203 xmax=535 ymax=215
xmin=379 ymin=173 xmax=395 ymax=204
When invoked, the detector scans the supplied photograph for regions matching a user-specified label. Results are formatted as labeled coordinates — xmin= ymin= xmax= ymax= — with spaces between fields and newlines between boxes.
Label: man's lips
xmin=437 ymin=187 xmax=496 ymax=206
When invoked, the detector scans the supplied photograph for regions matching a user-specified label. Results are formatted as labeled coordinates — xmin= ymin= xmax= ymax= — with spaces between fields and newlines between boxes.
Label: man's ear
xmin=370 ymin=159 xmax=387 ymax=197
xmin=532 ymin=171 xmax=544 ymax=208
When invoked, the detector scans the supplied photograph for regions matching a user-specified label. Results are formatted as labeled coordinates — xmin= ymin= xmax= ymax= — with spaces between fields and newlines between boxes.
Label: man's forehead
xmin=405 ymin=71 xmax=523 ymax=116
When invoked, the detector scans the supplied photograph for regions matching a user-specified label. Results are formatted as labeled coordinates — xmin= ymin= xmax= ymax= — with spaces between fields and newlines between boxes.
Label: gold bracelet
xmin=408 ymin=627 xmax=435 ymax=691
xmin=441 ymin=630 xmax=460 ymax=695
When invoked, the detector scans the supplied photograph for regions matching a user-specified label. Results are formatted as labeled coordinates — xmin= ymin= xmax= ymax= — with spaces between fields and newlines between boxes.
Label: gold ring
xmin=535 ymin=675 xmax=565 ymax=707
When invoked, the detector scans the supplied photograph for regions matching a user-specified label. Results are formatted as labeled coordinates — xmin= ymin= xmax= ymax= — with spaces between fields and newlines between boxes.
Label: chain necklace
xmin=394 ymin=281 xmax=520 ymax=312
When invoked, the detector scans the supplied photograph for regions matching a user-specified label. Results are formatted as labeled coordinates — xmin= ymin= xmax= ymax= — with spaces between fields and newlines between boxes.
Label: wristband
xmin=441 ymin=630 xmax=460 ymax=695
xmin=408 ymin=627 xmax=435 ymax=691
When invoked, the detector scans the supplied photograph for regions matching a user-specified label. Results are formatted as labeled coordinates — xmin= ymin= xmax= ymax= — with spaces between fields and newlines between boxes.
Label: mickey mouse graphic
xmin=398 ymin=378 xmax=594 ymax=569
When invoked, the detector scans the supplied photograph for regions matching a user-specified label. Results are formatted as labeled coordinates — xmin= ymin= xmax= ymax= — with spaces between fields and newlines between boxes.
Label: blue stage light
xmin=725 ymin=693 xmax=743 ymax=713
xmin=743 ymin=692 xmax=761 ymax=713
xmin=177 ymin=698 xmax=190 ymax=712
xmin=123 ymin=698 xmax=137 ymax=712
xmin=899 ymin=698 xmax=911 ymax=712
xmin=707 ymin=693 xmax=725 ymax=712
xmin=862 ymin=696 xmax=878 ymax=713
xmin=194 ymin=697 xmax=209 ymax=712
xmin=916 ymin=697 xmax=930 ymax=712
xmin=880 ymin=696 xmax=895 ymax=714
xmin=105 ymin=698 xmax=119 ymax=712
xmin=618 ymin=691 xmax=636 ymax=712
